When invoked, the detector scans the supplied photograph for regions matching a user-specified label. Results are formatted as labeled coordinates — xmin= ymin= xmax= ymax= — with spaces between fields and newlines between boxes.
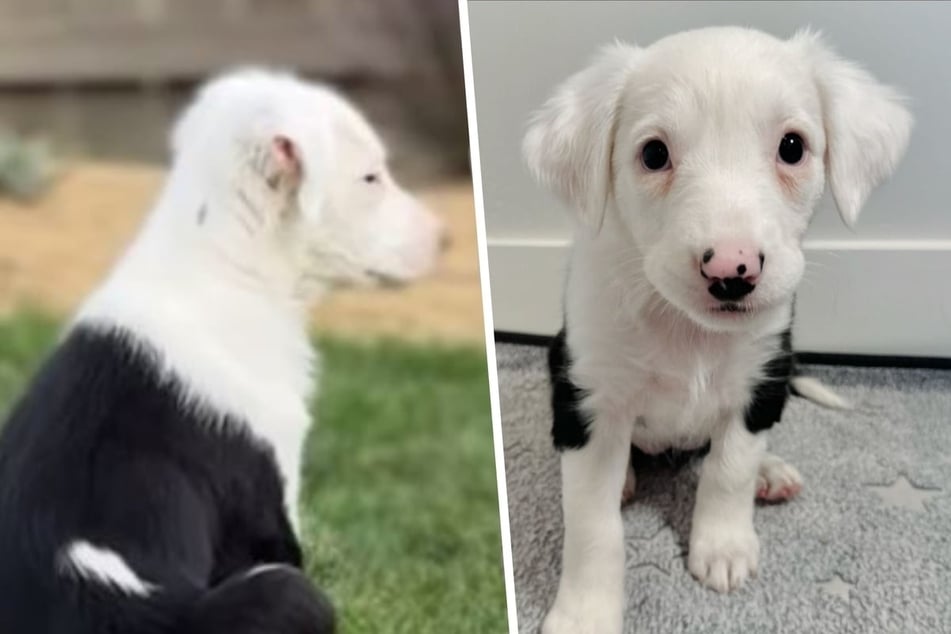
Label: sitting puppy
xmin=0 ymin=70 xmax=444 ymax=634
xmin=523 ymin=27 xmax=911 ymax=634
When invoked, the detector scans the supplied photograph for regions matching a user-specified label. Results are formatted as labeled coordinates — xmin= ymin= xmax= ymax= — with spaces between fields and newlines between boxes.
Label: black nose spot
xmin=737 ymin=264 xmax=747 ymax=275
xmin=702 ymin=248 xmax=715 ymax=264
xmin=708 ymin=277 xmax=755 ymax=301
xmin=759 ymin=252 xmax=765 ymax=268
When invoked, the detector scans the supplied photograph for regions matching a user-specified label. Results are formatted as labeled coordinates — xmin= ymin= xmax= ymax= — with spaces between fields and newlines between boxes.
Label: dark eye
xmin=363 ymin=173 xmax=379 ymax=184
xmin=778 ymin=133 xmax=805 ymax=165
xmin=640 ymin=139 xmax=670 ymax=171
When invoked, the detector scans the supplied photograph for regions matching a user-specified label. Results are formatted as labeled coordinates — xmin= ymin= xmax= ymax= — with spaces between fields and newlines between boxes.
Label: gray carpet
xmin=497 ymin=343 xmax=951 ymax=633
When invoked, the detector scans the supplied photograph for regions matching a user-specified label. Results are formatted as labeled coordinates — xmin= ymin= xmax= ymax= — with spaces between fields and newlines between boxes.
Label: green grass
xmin=0 ymin=313 xmax=507 ymax=633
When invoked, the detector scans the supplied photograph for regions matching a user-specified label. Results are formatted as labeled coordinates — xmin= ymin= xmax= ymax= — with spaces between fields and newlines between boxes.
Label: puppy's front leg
xmin=544 ymin=418 xmax=632 ymax=634
xmin=688 ymin=417 xmax=765 ymax=593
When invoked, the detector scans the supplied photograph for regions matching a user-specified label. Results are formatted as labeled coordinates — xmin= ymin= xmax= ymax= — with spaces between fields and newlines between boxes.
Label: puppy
xmin=0 ymin=69 xmax=444 ymax=634
xmin=523 ymin=27 xmax=911 ymax=634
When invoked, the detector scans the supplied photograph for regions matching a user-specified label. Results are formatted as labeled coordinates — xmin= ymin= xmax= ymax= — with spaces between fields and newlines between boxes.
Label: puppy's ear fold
xmin=797 ymin=30 xmax=913 ymax=227
xmin=523 ymin=43 xmax=639 ymax=230
xmin=264 ymin=134 xmax=304 ymax=193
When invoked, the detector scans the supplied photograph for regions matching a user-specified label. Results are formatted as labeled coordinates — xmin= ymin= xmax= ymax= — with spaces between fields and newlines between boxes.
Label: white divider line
xmin=458 ymin=2 xmax=520 ymax=633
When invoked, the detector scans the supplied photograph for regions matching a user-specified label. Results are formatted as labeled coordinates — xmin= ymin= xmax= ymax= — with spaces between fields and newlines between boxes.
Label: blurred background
xmin=0 ymin=0 xmax=485 ymax=343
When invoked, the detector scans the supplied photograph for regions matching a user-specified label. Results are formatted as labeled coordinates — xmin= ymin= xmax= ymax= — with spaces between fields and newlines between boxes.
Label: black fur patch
xmin=547 ymin=327 xmax=591 ymax=451
xmin=629 ymin=443 xmax=710 ymax=471
xmin=0 ymin=325 xmax=333 ymax=634
xmin=744 ymin=327 xmax=794 ymax=434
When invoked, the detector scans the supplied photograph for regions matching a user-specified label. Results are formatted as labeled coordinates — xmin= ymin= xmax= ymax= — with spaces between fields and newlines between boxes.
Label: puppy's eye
xmin=640 ymin=140 xmax=670 ymax=171
xmin=778 ymin=133 xmax=805 ymax=165
xmin=362 ymin=173 xmax=380 ymax=184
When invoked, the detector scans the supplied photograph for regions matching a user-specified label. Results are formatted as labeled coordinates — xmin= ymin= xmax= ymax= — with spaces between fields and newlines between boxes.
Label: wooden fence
xmin=0 ymin=0 xmax=468 ymax=182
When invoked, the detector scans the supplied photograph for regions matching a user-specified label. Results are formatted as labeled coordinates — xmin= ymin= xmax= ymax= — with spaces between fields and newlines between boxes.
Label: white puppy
xmin=523 ymin=27 xmax=911 ymax=634
xmin=0 ymin=69 xmax=446 ymax=633
xmin=78 ymin=68 xmax=446 ymax=532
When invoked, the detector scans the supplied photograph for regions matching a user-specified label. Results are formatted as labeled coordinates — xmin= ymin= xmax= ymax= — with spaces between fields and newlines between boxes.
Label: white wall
xmin=469 ymin=0 xmax=951 ymax=356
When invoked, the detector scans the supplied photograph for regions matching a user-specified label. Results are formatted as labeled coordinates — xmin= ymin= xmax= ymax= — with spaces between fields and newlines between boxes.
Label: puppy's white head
xmin=525 ymin=27 xmax=912 ymax=332
xmin=169 ymin=69 xmax=444 ymax=297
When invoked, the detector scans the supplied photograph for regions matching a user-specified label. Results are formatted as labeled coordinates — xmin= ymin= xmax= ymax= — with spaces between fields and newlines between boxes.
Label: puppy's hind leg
xmin=182 ymin=564 xmax=334 ymax=634
xmin=756 ymin=452 xmax=803 ymax=502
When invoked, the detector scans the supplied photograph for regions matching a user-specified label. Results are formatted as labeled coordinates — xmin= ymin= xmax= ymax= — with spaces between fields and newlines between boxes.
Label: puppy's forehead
xmin=625 ymin=27 xmax=820 ymax=128
xmin=648 ymin=26 xmax=790 ymax=62
xmin=295 ymin=86 xmax=384 ymax=163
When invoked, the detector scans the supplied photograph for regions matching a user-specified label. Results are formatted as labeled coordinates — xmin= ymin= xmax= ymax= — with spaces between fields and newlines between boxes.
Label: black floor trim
xmin=494 ymin=331 xmax=951 ymax=370
xmin=495 ymin=331 xmax=552 ymax=347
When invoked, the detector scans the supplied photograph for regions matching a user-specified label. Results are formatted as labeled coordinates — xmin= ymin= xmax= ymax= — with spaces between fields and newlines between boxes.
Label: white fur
xmin=791 ymin=375 xmax=852 ymax=409
xmin=58 ymin=540 xmax=156 ymax=597
xmin=72 ymin=69 xmax=443 ymax=530
xmin=244 ymin=562 xmax=294 ymax=579
xmin=525 ymin=27 xmax=911 ymax=634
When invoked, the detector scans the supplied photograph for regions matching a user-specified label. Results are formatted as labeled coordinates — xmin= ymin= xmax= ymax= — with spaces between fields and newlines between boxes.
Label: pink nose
xmin=700 ymin=242 xmax=763 ymax=282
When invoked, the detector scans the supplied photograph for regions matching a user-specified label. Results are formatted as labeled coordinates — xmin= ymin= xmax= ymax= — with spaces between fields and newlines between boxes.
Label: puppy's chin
xmin=364 ymin=269 xmax=410 ymax=289
xmin=361 ymin=258 xmax=439 ymax=289
xmin=649 ymin=280 xmax=785 ymax=335
xmin=685 ymin=300 xmax=790 ymax=334
xmin=685 ymin=305 xmax=764 ymax=334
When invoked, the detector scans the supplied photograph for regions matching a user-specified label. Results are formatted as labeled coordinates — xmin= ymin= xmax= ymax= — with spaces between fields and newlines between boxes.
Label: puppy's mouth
xmin=365 ymin=269 xmax=407 ymax=289
xmin=716 ymin=302 xmax=748 ymax=313
xmin=707 ymin=301 xmax=754 ymax=316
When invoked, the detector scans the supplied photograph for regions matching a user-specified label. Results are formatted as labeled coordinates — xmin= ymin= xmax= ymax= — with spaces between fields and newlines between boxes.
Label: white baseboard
xmin=488 ymin=238 xmax=951 ymax=357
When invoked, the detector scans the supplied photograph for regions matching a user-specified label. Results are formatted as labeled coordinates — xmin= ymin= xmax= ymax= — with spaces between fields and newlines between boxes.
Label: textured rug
xmin=497 ymin=342 xmax=951 ymax=633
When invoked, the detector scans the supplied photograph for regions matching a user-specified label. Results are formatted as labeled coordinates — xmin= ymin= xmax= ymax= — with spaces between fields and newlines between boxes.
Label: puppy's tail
xmin=790 ymin=376 xmax=851 ymax=410
xmin=177 ymin=564 xmax=335 ymax=634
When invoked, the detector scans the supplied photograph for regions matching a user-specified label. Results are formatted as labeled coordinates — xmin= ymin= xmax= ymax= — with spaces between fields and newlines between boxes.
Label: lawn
xmin=0 ymin=312 xmax=507 ymax=634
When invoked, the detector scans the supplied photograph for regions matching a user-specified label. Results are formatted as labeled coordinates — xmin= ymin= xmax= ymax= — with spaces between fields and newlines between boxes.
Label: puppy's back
xmin=0 ymin=325 xmax=290 ymax=632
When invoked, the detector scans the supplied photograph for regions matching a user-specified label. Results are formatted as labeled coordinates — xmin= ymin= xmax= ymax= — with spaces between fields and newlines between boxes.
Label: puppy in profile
xmin=524 ymin=27 xmax=911 ymax=634
xmin=0 ymin=70 xmax=444 ymax=633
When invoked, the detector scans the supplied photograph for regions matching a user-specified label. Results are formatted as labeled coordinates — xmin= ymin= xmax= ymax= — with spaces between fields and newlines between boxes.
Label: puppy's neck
xmin=72 ymin=164 xmax=319 ymax=410
xmin=127 ymin=160 xmax=321 ymax=302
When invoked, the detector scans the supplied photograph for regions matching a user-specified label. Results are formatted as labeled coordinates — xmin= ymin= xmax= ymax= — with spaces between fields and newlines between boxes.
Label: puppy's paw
xmin=688 ymin=523 xmax=760 ymax=593
xmin=756 ymin=454 xmax=803 ymax=502
xmin=542 ymin=593 xmax=622 ymax=634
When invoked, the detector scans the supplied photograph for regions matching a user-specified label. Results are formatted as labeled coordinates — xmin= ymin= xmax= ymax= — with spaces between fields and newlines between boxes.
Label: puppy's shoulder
xmin=547 ymin=327 xmax=591 ymax=450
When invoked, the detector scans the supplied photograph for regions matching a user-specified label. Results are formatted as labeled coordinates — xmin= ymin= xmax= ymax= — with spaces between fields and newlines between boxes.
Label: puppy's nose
xmin=700 ymin=243 xmax=763 ymax=301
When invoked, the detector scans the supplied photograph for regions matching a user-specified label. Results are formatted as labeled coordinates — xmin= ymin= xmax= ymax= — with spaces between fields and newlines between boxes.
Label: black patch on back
xmin=0 ymin=325 xmax=315 ymax=633
xmin=547 ymin=327 xmax=590 ymax=451
xmin=744 ymin=327 xmax=795 ymax=433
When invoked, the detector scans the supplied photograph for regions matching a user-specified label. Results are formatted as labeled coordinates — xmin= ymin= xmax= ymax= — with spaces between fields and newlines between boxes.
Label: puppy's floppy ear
xmin=263 ymin=134 xmax=303 ymax=193
xmin=523 ymin=42 xmax=640 ymax=229
xmin=796 ymin=30 xmax=913 ymax=227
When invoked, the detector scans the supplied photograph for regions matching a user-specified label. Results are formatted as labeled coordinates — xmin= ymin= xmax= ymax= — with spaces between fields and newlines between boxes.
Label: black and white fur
xmin=0 ymin=69 xmax=443 ymax=634
xmin=523 ymin=28 xmax=912 ymax=634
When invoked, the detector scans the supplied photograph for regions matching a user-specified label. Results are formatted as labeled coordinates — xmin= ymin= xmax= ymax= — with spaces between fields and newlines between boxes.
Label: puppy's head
xmin=171 ymin=69 xmax=444 ymax=293
xmin=524 ymin=27 xmax=912 ymax=332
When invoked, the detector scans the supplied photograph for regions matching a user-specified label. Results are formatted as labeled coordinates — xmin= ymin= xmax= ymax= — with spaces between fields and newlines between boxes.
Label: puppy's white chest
xmin=623 ymin=333 xmax=755 ymax=453
xmin=630 ymin=365 xmax=725 ymax=452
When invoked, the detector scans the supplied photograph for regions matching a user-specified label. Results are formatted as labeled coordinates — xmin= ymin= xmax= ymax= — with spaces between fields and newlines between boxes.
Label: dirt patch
xmin=0 ymin=162 xmax=485 ymax=344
